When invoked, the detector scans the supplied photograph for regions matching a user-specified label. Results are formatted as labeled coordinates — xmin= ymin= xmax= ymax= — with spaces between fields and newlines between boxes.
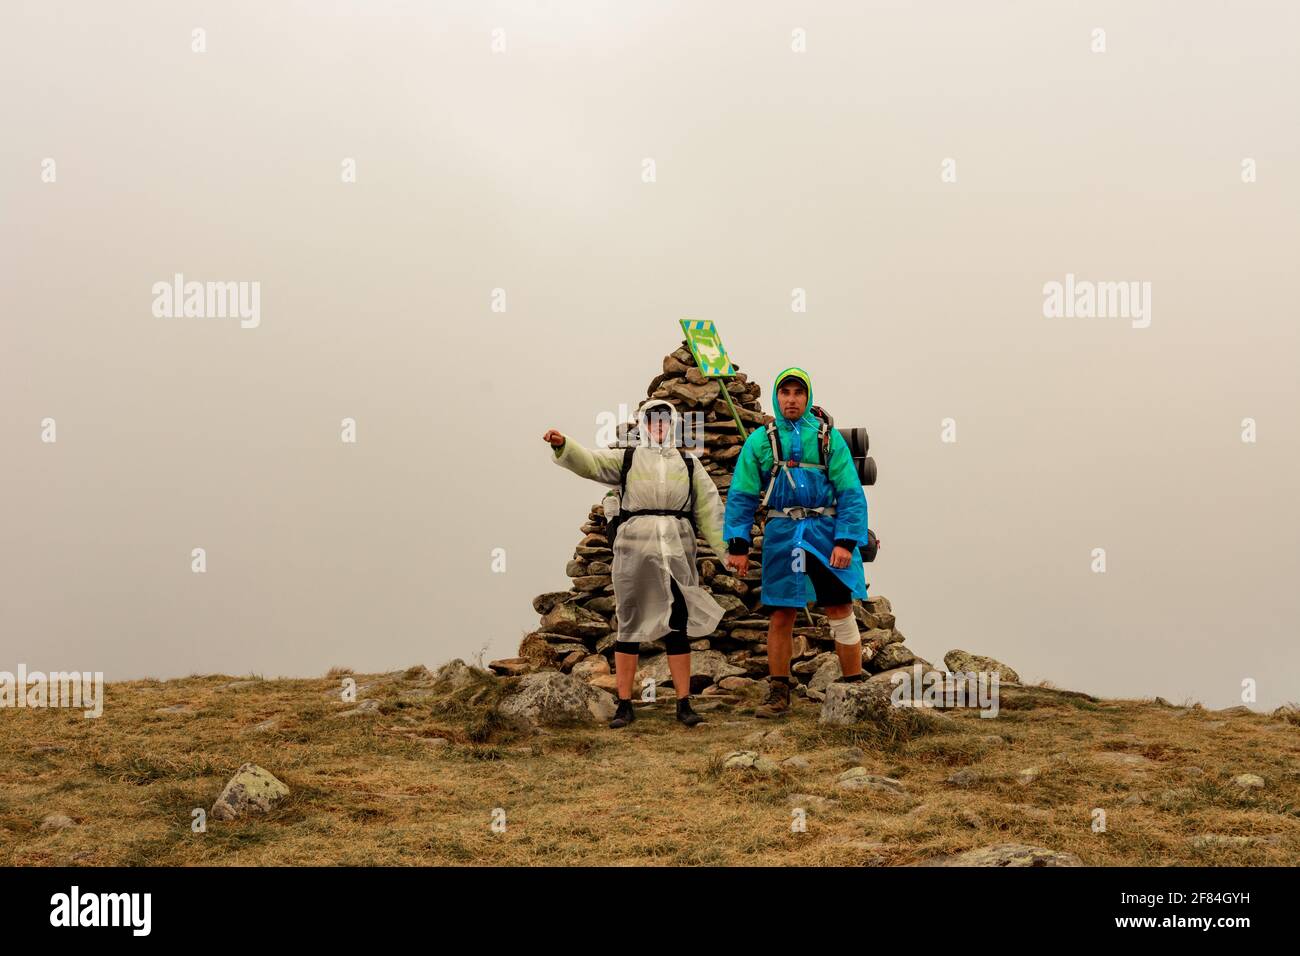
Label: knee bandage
xmin=829 ymin=614 xmax=861 ymax=646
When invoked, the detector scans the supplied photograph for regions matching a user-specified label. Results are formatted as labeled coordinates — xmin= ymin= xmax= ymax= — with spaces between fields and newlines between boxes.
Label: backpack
xmin=755 ymin=405 xmax=882 ymax=563
xmin=757 ymin=405 xmax=834 ymax=513
xmin=605 ymin=446 xmax=697 ymax=548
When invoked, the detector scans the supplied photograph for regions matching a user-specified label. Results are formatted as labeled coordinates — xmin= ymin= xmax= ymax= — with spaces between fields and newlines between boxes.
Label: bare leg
xmin=767 ymin=607 xmax=797 ymax=678
xmin=667 ymin=652 xmax=692 ymax=699
xmin=614 ymin=651 xmax=638 ymax=699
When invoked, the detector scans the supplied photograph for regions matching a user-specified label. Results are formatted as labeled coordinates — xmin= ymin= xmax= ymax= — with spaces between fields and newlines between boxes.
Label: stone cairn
xmin=492 ymin=340 xmax=928 ymax=701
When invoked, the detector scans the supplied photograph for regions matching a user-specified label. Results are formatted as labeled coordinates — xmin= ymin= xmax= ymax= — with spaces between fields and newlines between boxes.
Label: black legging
xmin=615 ymin=577 xmax=690 ymax=655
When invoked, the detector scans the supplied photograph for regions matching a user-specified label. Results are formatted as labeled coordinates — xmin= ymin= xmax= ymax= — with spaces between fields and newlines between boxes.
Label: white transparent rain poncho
xmin=550 ymin=399 xmax=729 ymax=643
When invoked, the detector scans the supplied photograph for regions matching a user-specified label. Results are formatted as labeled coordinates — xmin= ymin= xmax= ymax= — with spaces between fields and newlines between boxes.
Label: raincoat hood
xmin=636 ymin=398 xmax=682 ymax=450
xmin=771 ymin=366 xmax=816 ymax=432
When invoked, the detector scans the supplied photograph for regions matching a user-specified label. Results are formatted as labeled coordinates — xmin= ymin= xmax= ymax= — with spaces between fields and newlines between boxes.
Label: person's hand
xmin=726 ymin=553 xmax=749 ymax=576
xmin=829 ymin=545 xmax=852 ymax=569
xmin=542 ymin=429 xmax=565 ymax=448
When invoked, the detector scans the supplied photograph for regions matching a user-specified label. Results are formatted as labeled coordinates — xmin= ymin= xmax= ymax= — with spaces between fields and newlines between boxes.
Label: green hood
xmin=771 ymin=366 xmax=814 ymax=427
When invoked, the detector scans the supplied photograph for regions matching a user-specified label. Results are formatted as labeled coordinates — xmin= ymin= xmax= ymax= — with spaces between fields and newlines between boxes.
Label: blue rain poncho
xmin=723 ymin=366 xmax=869 ymax=607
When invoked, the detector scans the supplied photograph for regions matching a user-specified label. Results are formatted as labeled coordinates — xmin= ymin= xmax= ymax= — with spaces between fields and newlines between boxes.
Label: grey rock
xmin=743 ymin=727 xmax=787 ymax=749
xmin=336 ymin=698 xmax=381 ymax=717
xmin=947 ymin=768 xmax=982 ymax=788
xmin=434 ymin=659 xmax=494 ymax=691
xmin=1091 ymin=751 xmax=1157 ymax=770
xmin=571 ymin=656 xmax=611 ymax=681
xmin=805 ymin=656 xmax=843 ymax=702
xmin=665 ymin=379 xmax=721 ymax=408
xmin=915 ymin=843 xmax=1082 ymax=867
xmin=497 ymin=671 xmax=616 ymax=728
xmin=210 ymin=763 xmax=290 ymax=821
xmin=943 ymin=650 xmax=1021 ymax=684
xmin=1190 ymin=834 xmax=1281 ymax=849
xmin=871 ymin=643 xmax=919 ymax=671
xmin=837 ymin=746 xmax=866 ymax=766
xmin=818 ymin=680 xmax=896 ymax=726
xmin=787 ymin=793 xmax=836 ymax=811
xmin=540 ymin=602 xmax=612 ymax=639
xmin=721 ymin=751 xmax=778 ymax=774
xmin=836 ymin=768 xmax=906 ymax=795
xmin=531 ymin=591 xmax=573 ymax=615
xmin=637 ymin=650 xmax=744 ymax=692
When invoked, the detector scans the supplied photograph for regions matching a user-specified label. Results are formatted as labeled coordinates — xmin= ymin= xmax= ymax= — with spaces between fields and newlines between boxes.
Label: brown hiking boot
xmin=755 ymin=678 xmax=792 ymax=719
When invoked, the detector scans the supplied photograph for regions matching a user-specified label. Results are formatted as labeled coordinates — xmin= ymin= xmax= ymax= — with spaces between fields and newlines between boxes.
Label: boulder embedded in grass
xmin=496 ymin=671 xmax=616 ymax=729
xmin=818 ymin=680 xmax=896 ymax=726
xmin=211 ymin=764 xmax=290 ymax=821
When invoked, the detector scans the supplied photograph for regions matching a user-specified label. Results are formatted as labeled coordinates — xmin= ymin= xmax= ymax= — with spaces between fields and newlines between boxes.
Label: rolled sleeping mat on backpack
xmin=857 ymin=456 xmax=877 ymax=486
xmin=860 ymin=528 xmax=879 ymax=563
xmin=837 ymin=427 xmax=869 ymax=458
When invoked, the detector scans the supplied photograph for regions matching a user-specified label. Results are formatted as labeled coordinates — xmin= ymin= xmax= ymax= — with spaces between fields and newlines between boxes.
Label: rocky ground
xmin=2 ymin=661 xmax=1297 ymax=866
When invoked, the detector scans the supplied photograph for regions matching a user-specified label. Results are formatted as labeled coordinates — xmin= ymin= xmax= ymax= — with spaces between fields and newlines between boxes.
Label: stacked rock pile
xmin=493 ymin=341 xmax=928 ymax=699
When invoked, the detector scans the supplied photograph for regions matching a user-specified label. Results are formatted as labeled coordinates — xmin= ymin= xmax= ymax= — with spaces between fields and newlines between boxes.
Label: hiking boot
xmin=755 ymin=678 xmax=792 ymax=719
xmin=834 ymin=672 xmax=866 ymax=684
xmin=676 ymin=697 xmax=704 ymax=728
xmin=609 ymin=698 xmax=636 ymax=729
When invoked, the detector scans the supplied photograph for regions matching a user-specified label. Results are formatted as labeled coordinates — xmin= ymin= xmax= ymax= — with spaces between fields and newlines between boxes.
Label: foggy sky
xmin=2 ymin=1 xmax=1297 ymax=709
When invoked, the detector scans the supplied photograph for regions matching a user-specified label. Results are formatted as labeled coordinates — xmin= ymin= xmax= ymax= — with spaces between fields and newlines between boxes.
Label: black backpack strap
xmin=682 ymin=451 xmax=696 ymax=520
xmin=618 ymin=446 xmax=635 ymax=495
xmin=619 ymin=451 xmax=698 ymax=531
xmin=810 ymin=405 xmax=834 ymax=464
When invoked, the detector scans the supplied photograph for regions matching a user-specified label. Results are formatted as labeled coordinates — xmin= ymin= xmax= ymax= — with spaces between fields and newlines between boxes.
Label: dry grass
xmin=1 ymin=671 xmax=1297 ymax=866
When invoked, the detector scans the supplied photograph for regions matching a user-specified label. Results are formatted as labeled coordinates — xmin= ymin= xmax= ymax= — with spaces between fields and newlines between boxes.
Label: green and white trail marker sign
xmin=680 ymin=319 xmax=733 ymax=378
xmin=680 ymin=319 xmax=749 ymax=438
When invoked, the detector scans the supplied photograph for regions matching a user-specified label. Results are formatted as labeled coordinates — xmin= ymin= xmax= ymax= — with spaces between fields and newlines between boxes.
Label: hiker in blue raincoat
xmin=723 ymin=367 xmax=871 ymax=718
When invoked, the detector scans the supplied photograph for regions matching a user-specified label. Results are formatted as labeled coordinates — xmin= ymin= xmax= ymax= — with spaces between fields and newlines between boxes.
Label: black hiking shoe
xmin=755 ymin=678 xmax=792 ymax=719
xmin=676 ymin=697 xmax=704 ymax=728
xmin=834 ymin=672 xmax=867 ymax=684
xmin=609 ymin=698 xmax=636 ymax=729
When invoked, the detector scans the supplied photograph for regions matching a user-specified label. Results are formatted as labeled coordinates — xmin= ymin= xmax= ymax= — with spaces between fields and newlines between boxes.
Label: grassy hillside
xmin=2 ymin=665 xmax=1297 ymax=866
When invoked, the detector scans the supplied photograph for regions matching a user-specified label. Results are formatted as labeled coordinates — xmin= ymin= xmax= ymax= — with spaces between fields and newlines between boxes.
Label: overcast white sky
xmin=2 ymin=1 xmax=1297 ymax=709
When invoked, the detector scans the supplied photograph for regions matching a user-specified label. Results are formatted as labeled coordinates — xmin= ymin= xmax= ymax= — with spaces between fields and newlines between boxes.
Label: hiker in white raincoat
xmin=542 ymin=398 xmax=728 ymax=728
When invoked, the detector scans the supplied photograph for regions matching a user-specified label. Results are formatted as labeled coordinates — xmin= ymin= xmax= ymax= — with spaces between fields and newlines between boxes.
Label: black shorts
xmin=805 ymin=553 xmax=852 ymax=607
xmin=668 ymin=577 xmax=688 ymax=631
